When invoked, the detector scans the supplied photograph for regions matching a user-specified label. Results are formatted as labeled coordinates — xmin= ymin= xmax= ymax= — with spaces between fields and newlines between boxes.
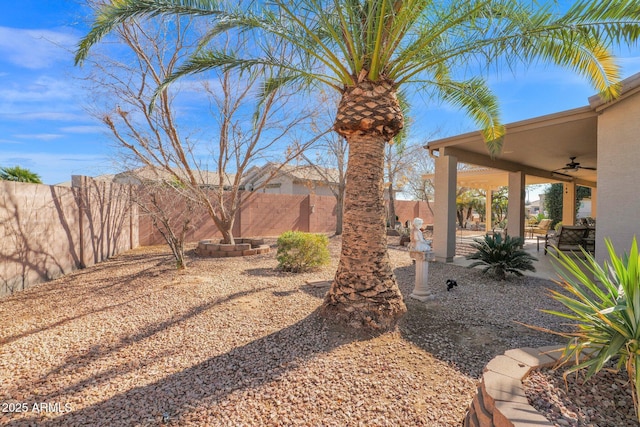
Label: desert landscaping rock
xmin=0 ymin=236 xmax=593 ymax=426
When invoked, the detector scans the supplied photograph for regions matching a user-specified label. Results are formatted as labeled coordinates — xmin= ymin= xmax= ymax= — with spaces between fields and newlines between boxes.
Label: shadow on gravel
xmin=299 ymin=280 xmax=331 ymax=299
xmin=393 ymin=263 xmax=564 ymax=379
xmin=7 ymin=310 xmax=373 ymax=427
xmin=0 ymin=253 xmax=176 ymax=346
xmin=0 ymin=252 xmax=172 ymax=304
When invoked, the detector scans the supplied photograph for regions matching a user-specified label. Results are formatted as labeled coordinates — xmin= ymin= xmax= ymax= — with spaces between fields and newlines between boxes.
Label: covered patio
xmin=427 ymin=105 xmax=598 ymax=263
xmin=426 ymin=71 xmax=640 ymax=264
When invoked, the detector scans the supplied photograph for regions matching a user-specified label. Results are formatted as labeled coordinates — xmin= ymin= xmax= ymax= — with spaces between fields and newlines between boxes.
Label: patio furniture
xmin=529 ymin=219 xmax=553 ymax=236
xmin=582 ymin=226 xmax=596 ymax=254
xmin=536 ymin=234 xmax=550 ymax=252
xmin=544 ymin=225 xmax=592 ymax=255
xmin=580 ymin=217 xmax=596 ymax=227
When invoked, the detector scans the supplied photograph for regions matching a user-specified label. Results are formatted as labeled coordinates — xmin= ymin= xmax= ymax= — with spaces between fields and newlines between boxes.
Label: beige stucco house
xmin=242 ymin=163 xmax=340 ymax=196
xmin=427 ymin=72 xmax=640 ymax=263
xmin=112 ymin=163 xmax=344 ymax=197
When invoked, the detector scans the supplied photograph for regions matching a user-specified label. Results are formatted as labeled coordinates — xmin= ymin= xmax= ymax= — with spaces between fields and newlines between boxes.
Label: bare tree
xmin=384 ymin=137 xmax=425 ymax=228
xmin=82 ymin=7 xmax=320 ymax=245
xmin=296 ymin=132 xmax=348 ymax=235
xmin=134 ymin=179 xmax=203 ymax=269
xmin=293 ymin=93 xmax=348 ymax=235
xmin=404 ymin=146 xmax=435 ymax=206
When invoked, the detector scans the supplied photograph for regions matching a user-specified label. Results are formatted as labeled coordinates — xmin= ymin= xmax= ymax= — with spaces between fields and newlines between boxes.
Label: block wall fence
xmin=0 ymin=176 xmax=137 ymax=297
xmin=1 ymin=177 xmax=433 ymax=295
xmin=138 ymin=191 xmax=435 ymax=246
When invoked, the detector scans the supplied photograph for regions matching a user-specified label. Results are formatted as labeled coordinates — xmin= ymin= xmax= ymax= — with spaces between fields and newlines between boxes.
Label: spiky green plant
xmin=543 ymin=237 xmax=640 ymax=422
xmin=467 ymin=233 xmax=537 ymax=280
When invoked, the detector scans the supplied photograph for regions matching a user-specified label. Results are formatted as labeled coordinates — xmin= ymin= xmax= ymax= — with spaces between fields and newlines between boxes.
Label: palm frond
xmin=75 ymin=0 xmax=221 ymax=65
xmin=430 ymin=76 xmax=505 ymax=157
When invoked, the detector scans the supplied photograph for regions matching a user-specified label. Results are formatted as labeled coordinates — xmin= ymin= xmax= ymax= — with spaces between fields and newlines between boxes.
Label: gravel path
xmin=1 ymin=236 xmax=570 ymax=426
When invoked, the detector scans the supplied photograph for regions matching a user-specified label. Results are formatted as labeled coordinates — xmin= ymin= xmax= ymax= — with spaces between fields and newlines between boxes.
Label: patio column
xmin=507 ymin=171 xmax=525 ymax=238
xmin=590 ymin=187 xmax=597 ymax=218
xmin=433 ymin=153 xmax=457 ymax=262
xmin=562 ymin=182 xmax=576 ymax=225
xmin=485 ymin=187 xmax=493 ymax=231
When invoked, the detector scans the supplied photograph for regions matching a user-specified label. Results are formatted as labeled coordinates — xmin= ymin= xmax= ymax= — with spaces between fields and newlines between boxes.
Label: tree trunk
xmin=321 ymin=76 xmax=406 ymax=331
xmin=321 ymin=134 xmax=406 ymax=330
xmin=388 ymin=182 xmax=397 ymax=229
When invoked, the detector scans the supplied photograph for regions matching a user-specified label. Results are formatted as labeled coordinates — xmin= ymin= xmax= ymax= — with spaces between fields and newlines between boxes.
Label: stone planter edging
xmin=196 ymin=238 xmax=270 ymax=258
xmin=463 ymin=345 xmax=566 ymax=427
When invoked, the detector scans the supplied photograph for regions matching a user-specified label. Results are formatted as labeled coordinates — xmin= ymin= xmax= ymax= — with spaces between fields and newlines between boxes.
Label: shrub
xmin=466 ymin=233 xmax=537 ymax=280
xmin=543 ymin=237 xmax=640 ymax=422
xmin=276 ymin=231 xmax=330 ymax=272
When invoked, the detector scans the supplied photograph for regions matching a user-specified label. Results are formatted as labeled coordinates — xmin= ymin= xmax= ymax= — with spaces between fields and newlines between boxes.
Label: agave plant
xmin=543 ymin=237 xmax=640 ymax=422
xmin=466 ymin=233 xmax=537 ymax=280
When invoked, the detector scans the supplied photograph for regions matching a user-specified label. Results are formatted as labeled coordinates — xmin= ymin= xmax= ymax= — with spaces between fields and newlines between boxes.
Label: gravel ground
xmin=525 ymin=364 xmax=640 ymax=426
xmin=1 ymin=236 xmax=575 ymax=426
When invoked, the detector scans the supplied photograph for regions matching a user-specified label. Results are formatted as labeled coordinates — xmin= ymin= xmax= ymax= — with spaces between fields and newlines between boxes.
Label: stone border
xmin=463 ymin=345 xmax=566 ymax=427
xmin=196 ymin=238 xmax=270 ymax=258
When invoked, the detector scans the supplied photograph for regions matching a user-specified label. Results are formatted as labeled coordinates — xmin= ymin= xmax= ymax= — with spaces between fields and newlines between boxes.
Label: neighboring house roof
xmin=112 ymin=165 xmax=236 ymax=188
xmin=244 ymin=163 xmax=341 ymax=187
xmin=278 ymin=164 xmax=340 ymax=184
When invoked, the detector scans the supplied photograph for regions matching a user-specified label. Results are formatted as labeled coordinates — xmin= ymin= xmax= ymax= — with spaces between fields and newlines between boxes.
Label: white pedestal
xmin=409 ymin=250 xmax=435 ymax=301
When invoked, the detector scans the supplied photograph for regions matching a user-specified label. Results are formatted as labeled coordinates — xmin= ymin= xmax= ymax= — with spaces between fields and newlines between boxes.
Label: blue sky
xmin=2 ymin=1 xmax=640 ymax=185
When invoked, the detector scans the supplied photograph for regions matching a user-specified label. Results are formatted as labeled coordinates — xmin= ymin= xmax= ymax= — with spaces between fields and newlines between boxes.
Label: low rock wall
xmin=196 ymin=238 xmax=270 ymax=258
xmin=463 ymin=346 xmax=565 ymax=427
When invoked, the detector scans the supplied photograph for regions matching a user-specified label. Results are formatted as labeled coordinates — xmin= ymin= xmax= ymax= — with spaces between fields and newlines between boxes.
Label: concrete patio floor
xmin=450 ymin=233 xmax=573 ymax=282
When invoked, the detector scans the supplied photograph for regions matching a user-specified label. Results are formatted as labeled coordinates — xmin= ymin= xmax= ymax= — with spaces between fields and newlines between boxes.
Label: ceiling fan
xmin=555 ymin=156 xmax=597 ymax=172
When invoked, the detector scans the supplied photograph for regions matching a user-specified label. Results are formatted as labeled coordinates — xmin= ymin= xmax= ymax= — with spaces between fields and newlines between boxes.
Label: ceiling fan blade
xmin=579 ymin=166 xmax=597 ymax=170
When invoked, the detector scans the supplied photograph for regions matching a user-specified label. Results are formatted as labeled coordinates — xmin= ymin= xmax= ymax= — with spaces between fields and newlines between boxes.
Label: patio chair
xmin=582 ymin=226 xmax=596 ymax=254
xmin=530 ymin=218 xmax=553 ymax=236
xmin=544 ymin=225 xmax=589 ymax=255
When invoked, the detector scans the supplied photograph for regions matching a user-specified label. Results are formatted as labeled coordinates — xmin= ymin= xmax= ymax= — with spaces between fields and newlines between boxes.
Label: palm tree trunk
xmin=321 ymin=133 xmax=406 ymax=330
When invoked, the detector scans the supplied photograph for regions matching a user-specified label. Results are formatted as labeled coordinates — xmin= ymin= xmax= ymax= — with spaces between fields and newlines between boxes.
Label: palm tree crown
xmin=0 ymin=166 xmax=43 ymax=184
xmin=77 ymin=0 xmax=640 ymax=155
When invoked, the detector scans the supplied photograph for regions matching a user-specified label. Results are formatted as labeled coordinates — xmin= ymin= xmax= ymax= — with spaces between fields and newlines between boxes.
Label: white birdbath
xmin=409 ymin=250 xmax=436 ymax=301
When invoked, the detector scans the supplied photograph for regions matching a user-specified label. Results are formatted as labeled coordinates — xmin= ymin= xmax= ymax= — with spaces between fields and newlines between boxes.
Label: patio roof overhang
xmin=425 ymin=106 xmax=599 ymax=188
xmin=423 ymin=167 xmax=560 ymax=190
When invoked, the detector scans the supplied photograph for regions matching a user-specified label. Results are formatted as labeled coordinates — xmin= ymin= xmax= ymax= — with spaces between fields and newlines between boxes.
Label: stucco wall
xmin=596 ymin=92 xmax=640 ymax=260
xmin=138 ymin=192 xmax=434 ymax=244
xmin=0 ymin=177 xmax=136 ymax=296
xmin=394 ymin=200 xmax=435 ymax=228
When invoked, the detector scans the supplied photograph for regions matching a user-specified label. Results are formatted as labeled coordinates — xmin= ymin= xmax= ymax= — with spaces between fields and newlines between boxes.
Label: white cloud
xmin=0 ymin=112 xmax=85 ymax=121
xmin=0 ymin=26 xmax=78 ymax=69
xmin=12 ymin=133 xmax=64 ymax=141
xmin=0 ymin=75 xmax=80 ymax=103
xmin=60 ymin=125 xmax=104 ymax=134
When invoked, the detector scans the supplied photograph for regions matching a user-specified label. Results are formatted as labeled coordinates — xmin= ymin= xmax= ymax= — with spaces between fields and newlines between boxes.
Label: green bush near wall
xmin=276 ymin=231 xmax=330 ymax=272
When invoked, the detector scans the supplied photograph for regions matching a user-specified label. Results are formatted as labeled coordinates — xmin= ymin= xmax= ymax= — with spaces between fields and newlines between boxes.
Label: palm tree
xmin=76 ymin=0 xmax=640 ymax=330
xmin=0 ymin=166 xmax=42 ymax=183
